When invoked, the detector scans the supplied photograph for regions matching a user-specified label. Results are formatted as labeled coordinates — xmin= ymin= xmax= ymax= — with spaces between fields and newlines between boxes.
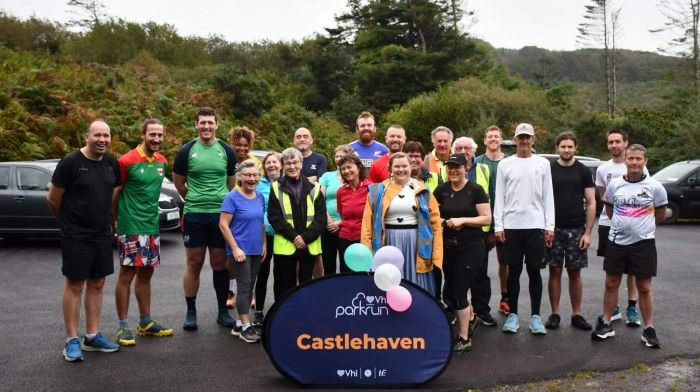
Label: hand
xmin=328 ymin=221 xmax=340 ymax=234
xmin=261 ymin=244 xmax=267 ymax=260
xmin=487 ymin=233 xmax=498 ymax=247
xmin=579 ymin=233 xmax=591 ymax=250
xmin=545 ymin=230 xmax=554 ymax=248
xmin=445 ymin=218 xmax=463 ymax=231
xmin=232 ymin=248 xmax=246 ymax=263
xmin=495 ymin=231 xmax=506 ymax=243
xmin=293 ymin=235 xmax=307 ymax=249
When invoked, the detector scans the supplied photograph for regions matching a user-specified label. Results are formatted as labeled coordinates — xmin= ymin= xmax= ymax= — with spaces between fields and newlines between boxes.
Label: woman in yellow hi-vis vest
xmin=268 ymin=148 xmax=327 ymax=300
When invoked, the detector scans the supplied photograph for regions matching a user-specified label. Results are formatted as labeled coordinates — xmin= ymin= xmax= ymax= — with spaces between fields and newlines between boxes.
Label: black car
xmin=0 ymin=159 xmax=180 ymax=238
xmin=652 ymin=160 xmax=700 ymax=224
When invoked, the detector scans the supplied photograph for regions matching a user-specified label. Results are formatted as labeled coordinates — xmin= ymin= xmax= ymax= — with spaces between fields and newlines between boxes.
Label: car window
xmin=681 ymin=170 xmax=699 ymax=187
xmin=653 ymin=162 xmax=697 ymax=182
xmin=0 ymin=167 xmax=9 ymax=189
xmin=17 ymin=167 xmax=51 ymax=191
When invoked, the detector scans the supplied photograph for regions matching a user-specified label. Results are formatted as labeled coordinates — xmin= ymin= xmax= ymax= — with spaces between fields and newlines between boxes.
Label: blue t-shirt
xmin=319 ymin=171 xmax=342 ymax=222
xmin=349 ymin=140 xmax=389 ymax=168
xmin=220 ymin=189 xmax=265 ymax=256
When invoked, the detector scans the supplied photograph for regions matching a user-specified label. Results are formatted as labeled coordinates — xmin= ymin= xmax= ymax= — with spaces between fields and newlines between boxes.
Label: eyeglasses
xmin=239 ymin=173 xmax=260 ymax=178
xmin=283 ymin=160 xmax=301 ymax=167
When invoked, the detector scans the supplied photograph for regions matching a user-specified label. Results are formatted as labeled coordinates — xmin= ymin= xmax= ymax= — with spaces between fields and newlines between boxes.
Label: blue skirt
xmin=385 ymin=227 xmax=436 ymax=296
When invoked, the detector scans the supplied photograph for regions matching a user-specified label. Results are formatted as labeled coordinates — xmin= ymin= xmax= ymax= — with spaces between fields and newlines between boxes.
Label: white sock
xmin=235 ymin=319 xmax=242 ymax=327
xmin=85 ymin=333 xmax=97 ymax=340
xmin=229 ymin=279 xmax=237 ymax=293
xmin=242 ymin=323 xmax=251 ymax=330
xmin=66 ymin=336 xmax=79 ymax=343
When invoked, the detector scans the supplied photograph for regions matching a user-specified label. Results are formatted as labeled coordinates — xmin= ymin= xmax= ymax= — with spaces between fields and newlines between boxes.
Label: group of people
xmin=49 ymin=107 xmax=667 ymax=363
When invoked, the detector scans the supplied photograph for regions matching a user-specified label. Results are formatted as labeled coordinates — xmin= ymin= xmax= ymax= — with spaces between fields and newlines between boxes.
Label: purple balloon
xmin=386 ymin=286 xmax=412 ymax=312
xmin=371 ymin=245 xmax=404 ymax=271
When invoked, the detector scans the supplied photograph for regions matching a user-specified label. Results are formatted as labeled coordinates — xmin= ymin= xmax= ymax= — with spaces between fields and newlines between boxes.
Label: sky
xmin=0 ymin=0 xmax=673 ymax=53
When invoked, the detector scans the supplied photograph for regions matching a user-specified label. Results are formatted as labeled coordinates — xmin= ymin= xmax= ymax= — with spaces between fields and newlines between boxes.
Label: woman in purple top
xmin=219 ymin=160 xmax=266 ymax=344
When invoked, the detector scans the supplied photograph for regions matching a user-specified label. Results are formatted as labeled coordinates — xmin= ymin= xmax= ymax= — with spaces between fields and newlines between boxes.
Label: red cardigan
xmin=336 ymin=179 xmax=371 ymax=241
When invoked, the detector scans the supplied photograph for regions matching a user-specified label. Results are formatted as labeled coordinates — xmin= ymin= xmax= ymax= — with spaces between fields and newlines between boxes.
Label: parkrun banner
xmin=262 ymin=273 xmax=452 ymax=387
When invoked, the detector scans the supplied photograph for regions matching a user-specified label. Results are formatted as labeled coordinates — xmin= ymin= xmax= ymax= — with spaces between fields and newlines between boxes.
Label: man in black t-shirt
xmin=47 ymin=120 xmax=122 ymax=362
xmin=293 ymin=127 xmax=327 ymax=183
xmin=543 ymin=132 xmax=596 ymax=331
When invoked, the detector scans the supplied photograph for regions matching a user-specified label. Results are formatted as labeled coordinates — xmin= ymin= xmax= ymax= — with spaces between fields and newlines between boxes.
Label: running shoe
xmin=252 ymin=311 xmax=264 ymax=327
xmin=591 ymin=319 xmax=615 ymax=341
xmin=231 ymin=324 xmax=242 ymax=337
xmin=469 ymin=318 xmax=478 ymax=336
xmin=626 ymin=307 xmax=642 ymax=327
xmin=116 ymin=327 xmax=136 ymax=346
xmin=544 ymin=314 xmax=561 ymax=329
xmin=239 ymin=327 xmax=261 ymax=343
xmin=596 ymin=305 xmax=622 ymax=322
xmin=63 ymin=338 xmax=83 ymax=362
xmin=571 ymin=315 xmax=593 ymax=330
xmin=499 ymin=299 xmax=510 ymax=315
xmin=530 ymin=315 xmax=547 ymax=335
xmin=641 ymin=326 xmax=661 ymax=348
xmin=477 ymin=313 xmax=497 ymax=327
xmin=453 ymin=336 xmax=472 ymax=353
xmin=137 ymin=320 xmax=174 ymax=337
xmin=502 ymin=313 xmax=519 ymax=333
xmin=216 ymin=311 xmax=236 ymax=328
xmin=82 ymin=332 xmax=120 ymax=352
xmin=183 ymin=309 xmax=198 ymax=331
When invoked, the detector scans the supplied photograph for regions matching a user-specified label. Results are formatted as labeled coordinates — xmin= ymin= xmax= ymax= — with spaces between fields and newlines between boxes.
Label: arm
xmin=428 ymin=193 xmax=443 ymax=270
xmin=46 ymin=184 xmax=64 ymax=217
xmin=654 ymin=207 xmax=667 ymax=224
xmin=227 ymin=175 xmax=236 ymax=191
xmin=493 ymin=164 xmax=506 ymax=242
xmin=360 ymin=194 xmax=374 ymax=250
xmin=580 ymin=186 xmax=597 ymax=249
xmin=173 ymin=173 xmax=187 ymax=199
xmin=219 ymin=211 xmax=245 ymax=262
xmin=111 ymin=186 xmax=123 ymax=223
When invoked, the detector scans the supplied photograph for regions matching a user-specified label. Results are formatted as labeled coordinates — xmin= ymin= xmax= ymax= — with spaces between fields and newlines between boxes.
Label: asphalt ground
xmin=0 ymin=223 xmax=698 ymax=391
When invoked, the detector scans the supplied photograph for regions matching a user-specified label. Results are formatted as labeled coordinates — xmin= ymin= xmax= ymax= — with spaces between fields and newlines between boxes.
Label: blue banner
xmin=263 ymin=273 xmax=453 ymax=387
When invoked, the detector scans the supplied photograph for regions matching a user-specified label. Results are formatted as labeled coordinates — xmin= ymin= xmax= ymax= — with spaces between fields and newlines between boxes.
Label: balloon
xmin=344 ymin=243 xmax=372 ymax=272
xmin=371 ymin=245 xmax=404 ymax=271
xmin=386 ymin=286 xmax=412 ymax=312
xmin=373 ymin=263 xmax=402 ymax=291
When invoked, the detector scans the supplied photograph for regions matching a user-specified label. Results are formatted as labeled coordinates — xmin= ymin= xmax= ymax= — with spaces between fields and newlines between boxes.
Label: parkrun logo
xmin=335 ymin=292 xmax=389 ymax=318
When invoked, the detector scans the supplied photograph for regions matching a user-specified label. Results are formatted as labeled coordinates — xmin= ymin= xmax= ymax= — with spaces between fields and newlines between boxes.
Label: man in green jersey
xmin=173 ymin=107 xmax=237 ymax=331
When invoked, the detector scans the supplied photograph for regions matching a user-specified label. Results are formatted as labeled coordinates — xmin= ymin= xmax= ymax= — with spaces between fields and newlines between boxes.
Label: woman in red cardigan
xmin=336 ymin=154 xmax=372 ymax=272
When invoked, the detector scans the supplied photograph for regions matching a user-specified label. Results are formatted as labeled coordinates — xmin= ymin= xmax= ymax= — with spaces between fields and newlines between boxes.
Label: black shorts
xmin=603 ymin=239 xmax=657 ymax=278
xmin=182 ymin=213 xmax=226 ymax=249
xmin=61 ymin=238 xmax=114 ymax=280
xmin=597 ymin=225 xmax=610 ymax=257
xmin=502 ymin=229 xmax=545 ymax=269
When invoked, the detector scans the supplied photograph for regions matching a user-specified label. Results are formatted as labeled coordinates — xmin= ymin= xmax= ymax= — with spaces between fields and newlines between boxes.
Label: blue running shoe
xmin=626 ymin=307 xmax=641 ymax=327
xmin=252 ymin=311 xmax=264 ymax=327
xmin=530 ymin=315 xmax=547 ymax=335
xmin=230 ymin=324 xmax=242 ymax=337
xmin=217 ymin=311 xmax=236 ymax=328
xmin=82 ymin=332 xmax=119 ymax=353
xmin=183 ymin=309 xmax=197 ymax=331
xmin=63 ymin=338 xmax=83 ymax=362
xmin=502 ymin=313 xmax=519 ymax=333
xmin=596 ymin=305 xmax=622 ymax=322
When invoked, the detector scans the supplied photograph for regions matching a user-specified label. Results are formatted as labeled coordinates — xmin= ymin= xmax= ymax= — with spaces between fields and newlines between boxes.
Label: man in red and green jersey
xmin=173 ymin=107 xmax=238 ymax=331
xmin=113 ymin=119 xmax=174 ymax=346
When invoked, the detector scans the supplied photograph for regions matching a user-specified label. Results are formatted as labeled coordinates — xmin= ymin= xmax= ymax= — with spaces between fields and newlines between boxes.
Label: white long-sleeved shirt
xmin=493 ymin=155 xmax=555 ymax=232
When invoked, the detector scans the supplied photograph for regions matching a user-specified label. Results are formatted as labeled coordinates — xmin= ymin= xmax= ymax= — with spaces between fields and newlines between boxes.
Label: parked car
xmin=652 ymin=159 xmax=700 ymax=224
xmin=0 ymin=159 xmax=180 ymax=238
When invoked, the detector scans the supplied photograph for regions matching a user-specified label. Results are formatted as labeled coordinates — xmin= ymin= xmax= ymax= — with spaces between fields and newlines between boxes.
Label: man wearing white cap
xmin=493 ymin=123 xmax=555 ymax=335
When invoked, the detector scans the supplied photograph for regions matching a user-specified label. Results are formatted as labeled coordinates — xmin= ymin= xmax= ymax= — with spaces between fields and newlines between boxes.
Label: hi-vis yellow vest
xmin=271 ymin=181 xmax=322 ymax=256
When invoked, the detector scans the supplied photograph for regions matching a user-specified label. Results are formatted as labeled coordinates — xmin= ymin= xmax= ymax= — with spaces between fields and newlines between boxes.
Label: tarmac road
xmin=0 ymin=223 xmax=698 ymax=391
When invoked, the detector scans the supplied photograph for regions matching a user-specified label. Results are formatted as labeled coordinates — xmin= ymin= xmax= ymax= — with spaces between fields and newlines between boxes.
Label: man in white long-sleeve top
xmin=493 ymin=123 xmax=555 ymax=335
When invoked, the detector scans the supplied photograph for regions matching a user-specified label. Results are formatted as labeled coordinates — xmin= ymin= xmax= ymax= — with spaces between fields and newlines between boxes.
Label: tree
xmin=651 ymin=0 xmax=700 ymax=105
xmin=577 ymin=0 xmax=622 ymax=117
xmin=66 ymin=0 xmax=107 ymax=29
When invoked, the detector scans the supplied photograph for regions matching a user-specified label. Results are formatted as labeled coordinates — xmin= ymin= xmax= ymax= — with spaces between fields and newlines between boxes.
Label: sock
xmin=235 ymin=319 xmax=242 ymax=327
xmin=645 ymin=324 xmax=654 ymax=329
xmin=139 ymin=314 xmax=153 ymax=326
xmin=628 ymin=300 xmax=637 ymax=309
xmin=85 ymin=332 xmax=97 ymax=340
xmin=186 ymin=296 xmax=196 ymax=311
xmin=603 ymin=320 xmax=611 ymax=326
xmin=242 ymin=322 xmax=251 ymax=330
xmin=213 ymin=269 xmax=229 ymax=311
xmin=501 ymin=293 xmax=508 ymax=300
xmin=229 ymin=279 xmax=237 ymax=294
xmin=118 ymin=319 xmax=129 ymax=329
xmin=66 ymin=336 xmax=79 ymax=343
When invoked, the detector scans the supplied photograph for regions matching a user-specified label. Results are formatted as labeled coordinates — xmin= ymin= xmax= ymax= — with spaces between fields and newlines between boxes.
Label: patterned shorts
xmin=118 ymin=234 xmax=160 ymax=268
xmin=544 ymin=226 xmax=588 ymax=269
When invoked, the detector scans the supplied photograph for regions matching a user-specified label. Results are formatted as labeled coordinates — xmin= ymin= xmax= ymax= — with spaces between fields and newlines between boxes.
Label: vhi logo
xmin=335 ymin=292 xmax=389 ymax=318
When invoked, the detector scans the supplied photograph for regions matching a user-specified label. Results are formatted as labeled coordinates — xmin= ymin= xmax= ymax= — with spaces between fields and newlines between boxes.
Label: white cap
xmin=514 ymin=123 xmax=535 ymax=137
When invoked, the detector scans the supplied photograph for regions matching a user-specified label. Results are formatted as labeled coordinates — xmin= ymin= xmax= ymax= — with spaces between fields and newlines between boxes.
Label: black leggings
xmin=322 ymin=230 xmax=341 ymax=275
xmin=443 ymin=239 xmax=484 ymax=310
xmin=507 ymin=262 xmax=543 ymax=316
xmin=273 ymin=252 xmax=314 ymax=301
xmin=254 ymin=236 xmax=274 ymax=312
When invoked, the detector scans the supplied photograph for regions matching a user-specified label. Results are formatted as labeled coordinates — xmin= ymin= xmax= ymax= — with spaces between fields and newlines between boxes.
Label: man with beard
xmin=113 ymin=119 xmax=174 ymax=346
xmin=350 ymin=111 xmax=388 ymax=168
xmin=424 ymin=126 xmax=453 ymax=182
xmin=543 ymin=131 xmax=595 ymax=331
xmin=595 ymin=129 xmax=647 ymax=327
xmin=294 ymin=127 xmax=327 ymax=184
xmin=369 ymin=124 xmax=407 ymax=183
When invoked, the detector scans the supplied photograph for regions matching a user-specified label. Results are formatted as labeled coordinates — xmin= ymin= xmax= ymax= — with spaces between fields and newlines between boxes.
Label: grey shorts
xmin=545 ymin=226 xmax=588 ymax=270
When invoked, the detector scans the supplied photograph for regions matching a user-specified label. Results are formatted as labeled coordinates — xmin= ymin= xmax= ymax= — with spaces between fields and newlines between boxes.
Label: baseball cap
xmin=445 ymin=154 xmax=467 ymax=166
xmin=514 ymin=123 xmax=535 ymax=137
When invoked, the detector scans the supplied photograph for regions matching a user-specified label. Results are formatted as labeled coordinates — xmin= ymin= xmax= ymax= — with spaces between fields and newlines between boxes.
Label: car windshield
xmin=652 ymin=162 xmax=697 ymax=182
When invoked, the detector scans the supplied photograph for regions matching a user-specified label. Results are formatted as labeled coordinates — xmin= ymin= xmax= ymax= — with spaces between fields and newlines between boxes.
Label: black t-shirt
xmin=302 ymin=152 xmax=327 ymax=179
xmin=551 ymin=160 xmax=595 ymax=228
xmin=51 ymin=150 xmax=120 ymax=240
xmin=435 ymin=181 xmax=489 ymax=242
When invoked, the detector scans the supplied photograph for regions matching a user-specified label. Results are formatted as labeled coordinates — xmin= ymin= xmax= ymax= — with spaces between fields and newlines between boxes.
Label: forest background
xmin=1 ymin=0 xmax=698 ymax=172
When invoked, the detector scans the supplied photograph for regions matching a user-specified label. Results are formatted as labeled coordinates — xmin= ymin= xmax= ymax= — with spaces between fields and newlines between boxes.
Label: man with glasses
xmin=403 ymin=141 xmax=439 ymax=192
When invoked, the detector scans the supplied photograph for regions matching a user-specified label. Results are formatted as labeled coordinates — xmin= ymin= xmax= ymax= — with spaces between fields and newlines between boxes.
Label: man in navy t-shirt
xmin=293 ymin=127 xmax=327 ymax=183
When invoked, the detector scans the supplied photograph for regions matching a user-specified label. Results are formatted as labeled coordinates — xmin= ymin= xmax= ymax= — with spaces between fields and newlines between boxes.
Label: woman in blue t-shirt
xmin=219 ymin=160 xmax=266 ymax=344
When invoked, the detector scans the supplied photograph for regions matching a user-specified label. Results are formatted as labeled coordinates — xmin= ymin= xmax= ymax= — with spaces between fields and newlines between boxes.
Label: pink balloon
xmin=386 ymin=286 xmax=412 ymax=312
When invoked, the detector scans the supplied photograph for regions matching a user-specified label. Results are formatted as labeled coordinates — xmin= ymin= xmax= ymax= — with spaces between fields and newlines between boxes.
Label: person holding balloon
xmin=434 ymin=154 xmax=492 ymax=353
xmin=335 ymin=154 xmax=372 ymax=272
xmin=361 ymin=152 xmax=443 ymax=294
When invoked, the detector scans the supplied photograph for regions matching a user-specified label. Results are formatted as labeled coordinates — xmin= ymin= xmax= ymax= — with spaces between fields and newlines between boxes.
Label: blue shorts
xmin=545 ymin=226 xmax=588 ymax=270
xmin=118 ymin=234 xmax=160 ymax=268
xmin=182 ymin=213 xmax=226 ymax=249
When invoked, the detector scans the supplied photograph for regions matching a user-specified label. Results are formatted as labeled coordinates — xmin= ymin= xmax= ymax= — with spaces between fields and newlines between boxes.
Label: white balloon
xmin=373 ymin=263 xmax=402 ymax=291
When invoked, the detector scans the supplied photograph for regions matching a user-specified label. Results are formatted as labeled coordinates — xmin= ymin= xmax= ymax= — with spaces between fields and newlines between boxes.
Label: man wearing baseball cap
xmin=493 ymin=123 xmax=555 ymax=335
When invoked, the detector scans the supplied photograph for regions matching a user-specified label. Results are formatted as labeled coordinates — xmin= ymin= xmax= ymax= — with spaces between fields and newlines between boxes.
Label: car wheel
xmin=663 ymin=201 xmax=680 ymax=224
